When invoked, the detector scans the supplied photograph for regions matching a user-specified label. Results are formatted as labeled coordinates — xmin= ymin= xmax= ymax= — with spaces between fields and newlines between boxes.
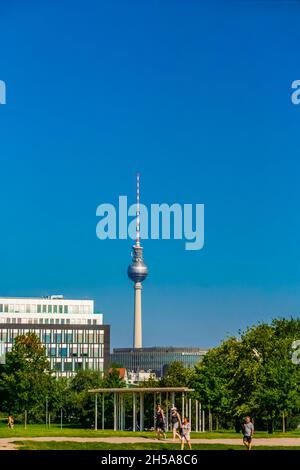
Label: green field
xmin=13 ymin=441 xmax=300 ymax=451
xmin=1 ymin=422 xmax=300 ymax=439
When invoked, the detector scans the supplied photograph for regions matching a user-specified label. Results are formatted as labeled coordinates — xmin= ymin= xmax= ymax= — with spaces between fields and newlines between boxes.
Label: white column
xmin=133 ymin=393 xmax=137 ymax=432
xmin=134 ymin=282 xmax=142 ymax=348
xmin=140 ymin=392 xmax=144 ymax=431
xmin=114 ymin=393 xmax=117 ymax=431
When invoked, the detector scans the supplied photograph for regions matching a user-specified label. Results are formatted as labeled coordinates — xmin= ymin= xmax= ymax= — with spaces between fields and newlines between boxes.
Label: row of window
xmin=0 ymin=304 xmax=92 ymax=315
xmin=46 ymin=344 xmax=104 ymax=358
xmin=2 ymin=317 xmax=98 ymax=325
xmin=0 ymin=328 xmax=105 ymax=344
xmin=51 ymin=358 xmax=104 ymax=373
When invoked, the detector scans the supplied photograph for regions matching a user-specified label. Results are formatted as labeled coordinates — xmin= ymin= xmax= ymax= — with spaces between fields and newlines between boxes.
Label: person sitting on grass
xmin=155 ymin=404 xmax=166 ymax=440
xmin=242 ymin=416 xmax=254 ymax=451
xmin=180 ymin=417 xmax=191 ymax=450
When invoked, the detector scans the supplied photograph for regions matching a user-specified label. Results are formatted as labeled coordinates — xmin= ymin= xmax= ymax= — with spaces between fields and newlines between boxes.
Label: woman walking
xmin=170 ymin=407 xmax=182 ymax=441
xmin=181 ymin=417 xmax=192 ymax=450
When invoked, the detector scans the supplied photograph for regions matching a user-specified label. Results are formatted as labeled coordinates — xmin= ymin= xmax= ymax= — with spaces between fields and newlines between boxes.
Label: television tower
xmin=127 ymin=173 xmax=148 ymax=348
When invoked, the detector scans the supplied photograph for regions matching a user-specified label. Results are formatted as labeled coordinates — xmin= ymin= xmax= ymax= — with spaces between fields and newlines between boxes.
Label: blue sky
xmin=0 ymin=0 xmax=300 ymax=349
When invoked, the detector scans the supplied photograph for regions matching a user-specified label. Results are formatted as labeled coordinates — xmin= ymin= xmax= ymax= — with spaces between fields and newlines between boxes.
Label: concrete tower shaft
xmin=127 ymin=173 xmax=148 ymax=349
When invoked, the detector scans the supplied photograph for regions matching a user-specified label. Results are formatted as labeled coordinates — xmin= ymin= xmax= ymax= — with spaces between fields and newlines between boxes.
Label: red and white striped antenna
xmin=136 ymin=172 xmax=140 ymax=246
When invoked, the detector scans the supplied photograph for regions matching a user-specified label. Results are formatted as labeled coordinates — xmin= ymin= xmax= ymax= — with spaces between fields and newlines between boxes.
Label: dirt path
xmin=1 ymin=436 xmax=300 ymax=450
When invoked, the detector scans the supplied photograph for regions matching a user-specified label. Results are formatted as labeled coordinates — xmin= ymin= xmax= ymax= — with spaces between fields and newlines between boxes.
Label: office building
xmin=0 ymin=295 xmax=110 ymax=377
xmin=111 ymin=347 xmax=207 ymax=378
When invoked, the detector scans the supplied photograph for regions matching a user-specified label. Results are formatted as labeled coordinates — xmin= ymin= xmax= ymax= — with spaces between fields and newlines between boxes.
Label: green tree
xmin=160 ymin=361 xmax=194 ymax=387
xmin=67 ymin=369 xmax=103 ymax=427
xmin=0 ymin=332 xmax=53 ymax=422
xmin=192 ymin=319 xmax=300 ymax=432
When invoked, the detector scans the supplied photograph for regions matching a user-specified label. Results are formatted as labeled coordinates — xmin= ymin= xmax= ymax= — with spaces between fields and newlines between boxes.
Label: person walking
xmin=242 ymin=416 xmax=254 ymax=450
xmin=180 ymin=417 xmax=192 ymax=450
xmin=7 ymin=415 xmax=14 ymax=429
xmin=155 ymin=404 xmax=166 ymax=440
xmin=170 ymin=407 xmax=182 ymax=441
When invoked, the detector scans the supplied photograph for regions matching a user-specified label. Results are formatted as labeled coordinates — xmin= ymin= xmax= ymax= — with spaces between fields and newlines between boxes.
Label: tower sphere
xmin=127 ymin=245 xmax=148 ymax=283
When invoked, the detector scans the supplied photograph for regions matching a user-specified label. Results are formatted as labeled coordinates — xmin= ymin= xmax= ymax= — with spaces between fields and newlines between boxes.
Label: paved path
xmin=1 ymin=436 xmax=300 ymax=450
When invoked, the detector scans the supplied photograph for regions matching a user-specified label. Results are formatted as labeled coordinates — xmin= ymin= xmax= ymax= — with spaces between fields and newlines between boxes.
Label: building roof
xmin=108 ymin=367 xmax=127 ymax=379
xmin=88 ymin=387 xmax=194 ymax=393
xmin=112 ymin=347 xmax=208 ymax=353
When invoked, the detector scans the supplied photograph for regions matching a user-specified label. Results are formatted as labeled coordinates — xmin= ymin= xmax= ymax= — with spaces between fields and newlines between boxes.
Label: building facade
xmin=111 ymin=347 xmax=207 ymax=377
xmin=0 ymin=296 xmax=110 ymax=377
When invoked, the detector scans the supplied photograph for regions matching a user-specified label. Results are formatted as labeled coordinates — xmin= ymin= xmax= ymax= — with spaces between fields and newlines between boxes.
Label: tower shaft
xmin=127 ymin=173 xmax=148 ymax=349
xmin=133 ymin=282 xmax=142 ymax=348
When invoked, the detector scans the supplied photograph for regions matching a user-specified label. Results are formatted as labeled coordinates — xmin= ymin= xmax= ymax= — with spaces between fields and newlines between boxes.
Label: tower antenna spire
xmin=136 ymin=172 xmax=140 ymax=247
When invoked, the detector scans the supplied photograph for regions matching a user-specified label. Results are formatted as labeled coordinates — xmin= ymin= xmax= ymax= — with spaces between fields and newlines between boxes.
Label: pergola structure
xmin=88 ymin=387 xmax=205 ymax=432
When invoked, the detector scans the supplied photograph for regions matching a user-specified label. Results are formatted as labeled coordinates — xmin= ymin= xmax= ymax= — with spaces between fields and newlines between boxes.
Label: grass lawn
xmin=13 ymin=441 xmax=300 ymax=451
xmin=1 ymin=421 xmax=300 ymax=439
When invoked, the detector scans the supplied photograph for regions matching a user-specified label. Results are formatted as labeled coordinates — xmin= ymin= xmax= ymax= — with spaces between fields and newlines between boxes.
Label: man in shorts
xmin=242 ymin=416 xmax=254 ymax=450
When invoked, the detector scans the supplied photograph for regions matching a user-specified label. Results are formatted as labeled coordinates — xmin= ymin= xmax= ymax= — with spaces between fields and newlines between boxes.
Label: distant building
xmin=127 ymin=369 xmax=156 ymax=384
xmin=0 ymin=296 xmax=110 ymax=377
xmin=111 ymin=347 xmax=207 ymax=378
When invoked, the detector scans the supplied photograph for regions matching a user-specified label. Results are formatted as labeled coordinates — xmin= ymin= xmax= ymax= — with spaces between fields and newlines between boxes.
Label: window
xmin=64 ymin=305 xmax=68 ymax=314
xmin=45 ymin=319 xmax=49 ymax=324
xmin=54 ymin=333 xmax=62 ymax=343
xmin=34 ymin=319 xmax=38 ymax=324
xmin=4 ymin=305 xmax=8 ymax=313
xmin=50 ymin=319 xmax=54 ymax=324
xmin=55 ymin=319 xmax=59 ymax=324
xmin=75 ymin=362 xmax=82 ymax=371
xmin=87 ymin=319 xmax=91 ymax=325
xmin=93 ymin=345 xmax=100 ymax=358
xmin=37 ymin=305 xmax=41 ymax=313
xmin=18 ymin=318 xmax=22 ymax=324
xmin=66 ymin=319 xmax=70 ymax=325
xmin=93 ymin=320 xmax=97 ymax=325
xmin=6 ymin=318 xmax=10 ymax=323
xmin=59 ymin=348 xmax=67 ymax=358
xmin=61 ymin=319 xmax=65 ymax=325
xmin=50 ymin=347 xmax=56 ymax=357
xmin=43 ymin=334 xmax=51 ymax=344
xmin=42 ymin=305 xmax=47 ymax=313
xmin=26 ymin=305 xmax=30 ymax=313
xmin=64 ymin=362 xmax=72 ymax=371
xmin=0 ymin=304 xmax=3 ymax=312
xmin=87 ymin=332 xmax=94 ymax=343
xmin=53 ymin=305 xmax=58 ymax=313
xmin=59 ymin=305 xmax=63 ymax=314
xmin=39 ymin=318 xmax=43 ymax=324
xmin=70 ymin=347 xmax=78 ymax=357
xmin=54 ymin=362 xmax=62 ymax=371
xmin=65 ymin=333 xmax=73 ymax=343
xmin=9 ymin=305 xmax=14 ymax=313
xmin=48 ymin=305 xmax=52 ymax=313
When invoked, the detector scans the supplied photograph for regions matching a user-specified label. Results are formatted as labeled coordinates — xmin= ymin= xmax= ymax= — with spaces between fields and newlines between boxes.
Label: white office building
xmin=0 ymin=296 xmax=110 ymax=376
